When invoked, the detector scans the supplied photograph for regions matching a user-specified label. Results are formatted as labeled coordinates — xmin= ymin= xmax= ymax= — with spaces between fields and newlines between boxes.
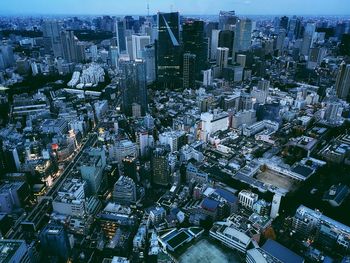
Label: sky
xmin=0 ymin=0 xmax=349 ymax=16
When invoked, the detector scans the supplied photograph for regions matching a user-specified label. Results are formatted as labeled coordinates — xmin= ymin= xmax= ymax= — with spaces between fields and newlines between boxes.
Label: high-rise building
xmin=183 ymin=53 xmax=196 ymax=89
xmin=216 ymin=47 xmax=229 ymax=73
xmin=210 ymin=29 xmax=220 ymax=60
xmin=279 ymin=16 xmax=289 ymax=30
xmin=61 ymin=30 xmax=78 ymax=62
xmin=335 ymin=62 xmax=350 ymax=100
xmin=113 ymin=176 xmax=137 ymax=204
xmin=236 ymin=54 xmax=246 ymax=68
xmin=287 ymin=16 xmax=302 ymax=39
xmin=218 ymin=30 xmax=235 ymax=58
xmin=120 ymin=60 xmax=148 ymax=116
xmin=109 ymin=46 xmax=119 ymax=69
xmin=182 ymin=20 xmax=207 ymax=77
xmin=141 ymin=44 xmax=156 ymax=84
xmin=156 ymin=12 xmax=181 ymax=89
xmin=152 ymin=147 xmax=170 ymax=186
xmin=234 ymin=19 xmax=252 ymax=53
xmin=116 ymin=20 xmax=127 ymax=54
xmin=39 ymin=223 xmax=71 ymax=261
xmin=131 ymin=35 xmax=151 ymax=60
xmin=42 ymin=20 xmax=63 ymax=58
xmin=219 ymin=10 xmax=237 ymax=30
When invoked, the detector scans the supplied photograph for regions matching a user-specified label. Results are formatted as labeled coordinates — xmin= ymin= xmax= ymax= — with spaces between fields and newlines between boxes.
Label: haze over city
xmin=1 ymin=0 xmax=350 ymax=15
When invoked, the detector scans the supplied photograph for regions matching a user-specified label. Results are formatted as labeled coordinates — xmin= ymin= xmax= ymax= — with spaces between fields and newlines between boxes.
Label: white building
xmin=159 ymin=130 xmax=186 ymax=152
xmin=200 ymin=111 xmax=229 ymax=141
xmin=109 ymin=139 xmax=137 ymax=163
xmin=131 ymin=35 xmax=150 ymax=60
xmin=52 ymin=178 xmax=86 ymax=217
xmin=238 ymin=190 xmax=259 ymax=209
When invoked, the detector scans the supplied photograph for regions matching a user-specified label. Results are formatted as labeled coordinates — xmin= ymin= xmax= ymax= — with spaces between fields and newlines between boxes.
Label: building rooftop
xmin=262 ymin=239 xmax=304 ymax=263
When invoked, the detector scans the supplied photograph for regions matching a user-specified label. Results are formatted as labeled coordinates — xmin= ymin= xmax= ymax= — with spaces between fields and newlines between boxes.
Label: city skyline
xmin=1 ymin=0 xmax=350 ymax=16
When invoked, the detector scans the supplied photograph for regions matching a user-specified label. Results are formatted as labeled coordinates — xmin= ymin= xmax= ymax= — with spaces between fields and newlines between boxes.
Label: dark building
xmin=39 ymin=223 xmax=71 ymax=261
xmin=218 ymin=30 xmax=235 ymax=57
xmin=156 ymin=12 xmax=181 ymax=89
xmin=122 ymin=156 xmax=138 ymax=182
xmin=120 ymin=60 xmax=148 ymax=116
xmin=151 ymin=146 xmax=170 ymax=186
xmin=280 ymin=16 xmax=289 ymax=31
xmin=340 ymin=34 xmax=350 ymax=56
xmin=183 ymin=53 xmax=196 ymax=89
xmin=116 ymin=20 xmax=127 ymax=54
xmin=182 ymin=19 xmax=207 ymax=77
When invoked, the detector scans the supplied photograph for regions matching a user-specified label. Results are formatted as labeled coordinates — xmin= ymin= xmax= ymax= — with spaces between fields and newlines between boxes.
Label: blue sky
xmin=1 ymin=0 xmax=349 ymax=15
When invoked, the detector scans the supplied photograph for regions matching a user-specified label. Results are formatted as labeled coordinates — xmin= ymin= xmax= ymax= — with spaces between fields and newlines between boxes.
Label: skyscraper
xmin=335 ymin=62 xmax=350 ymax=100
xmin=61 ymin=30 xmax=78 ymax=62
xmin=234 ymin=19 xmax=252 ymax=53
xmin=183 ymin=53 xmax=196 ymax=89
xmin=156 ymin=12 xmax=181 ymax=89
xmin=116 ymin=20 xmax=127 ymax=54
xmin=131 ymin=35 xmax=151 ymax=60
xmin=141 ymin=44 xmax=156 ymax=84
xmin=216 ymin=47 xmax=229 ymax=74
xmin=219 ymin=10 xmax=237 ymax=30
xmin=42 ymin=20 xmax=63 ymax=58
xmin=113 ymin=175 xmax=137 ymax=204
xmin=120 ymin=60 xmax=148 ymax=116
xmin=109 ymin=45 xmax=119 ymax=69
xmin=218 ymin=30 xmax=235 ymax=58
xmin=210 ymin=29 xmax=220 ymax=60
xmin=182 ymin=19 xmax=207 ymax=77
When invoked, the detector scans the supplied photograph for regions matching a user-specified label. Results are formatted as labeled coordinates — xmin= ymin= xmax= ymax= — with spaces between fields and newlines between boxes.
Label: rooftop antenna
xmin=170 ymin=4 xmax=173 ymax=13
xmin=147 ymin=0 xmax=150 ymax=16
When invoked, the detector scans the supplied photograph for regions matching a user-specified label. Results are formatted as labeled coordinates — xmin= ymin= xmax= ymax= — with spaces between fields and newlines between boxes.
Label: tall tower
xmin=156 ymin=12 xmax=181 ymax=89
xmin=116 ymin=20 xmax=127 ymax=54
xmin=335 ymin=62 xmax=350 ymax=100
xmin=42 ymin=20 xmax=63 ymax=58
xmin=219 ymin=10 xmax=237 ymax=30
xmin=216 ymin=47 xmax=229 ymax=73
xmin=182 ymin=19 xmax=207 ymax=77
xmin=61 ymin=30 xmax=78 ymax=62
xmin=234 ymin=18 xmax=252 ymax=53
xmin=120 ymin=60 xmax=148 ymax=116
xmin=183 ymin=53 xmax=196 ymax=89
xmin=152 ymin=146 xmax=170 ymax=186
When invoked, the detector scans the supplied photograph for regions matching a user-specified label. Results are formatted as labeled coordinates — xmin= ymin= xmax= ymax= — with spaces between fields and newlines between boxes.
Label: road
xmin=5 ymin=132 xmax=98 ymax=240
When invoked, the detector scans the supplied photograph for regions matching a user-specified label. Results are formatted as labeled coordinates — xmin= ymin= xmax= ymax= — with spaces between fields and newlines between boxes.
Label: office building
xmin=216 ymin=47 xmax=229 ymax=73
xmin=219 ymin=10 xmax=237 ymax=30
xmin=116 ymin=20 xmax=127 ymax=54
xmin=61 ymin=30 xmax=78 ymax=62
xmin=159 ymin=130 xmax=187 ymax=152
xmin=183 ymin=53 xmax=196 ymax=89
xmin=113 ymin=176 xmax=137 ymax=204
xmin=141 ymin=44 xmax=156 ymax=84
xmin=131 ymin=35 xmax=150 ymax=60
xmin=156 ymin=12 xmax=181 ymax=89
xmin=152 ymin=147 xmax=170 ymax=186
xmin=109 ymin=46 xmax=119 ymax=69
xmin=0 ymin=44 xmax=15 ymax=69
xmin=203 ymin=69 xmax=212 ymax=86
xmin=39 ymin=223 xmax=71 ymax=261
xmin=210 ymin=29 xmax=220 ymax=60
xmin=335 ymin=62 xmax=350 ymax=100
xmin=234 ymin=19 xmax=252 ymax=53
xmin=52 ymin=178 xmax=86 ymax=217
xmin=219 ymin=30 xmax=235 ymax=58
xmin=120 ymin=60 xmax=148 ymax=116
xmin=238 ymin=190 xmax=258 ymax=210
xmin=42 ymin=20 xmax=63 ymax=58
xmin=80 ymin=147 xmax=106 ymax=194
xmin=182 ymin=19 xmax=207 ymax=77
xmin=236 ymin=54 xmax=246 ymax=67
